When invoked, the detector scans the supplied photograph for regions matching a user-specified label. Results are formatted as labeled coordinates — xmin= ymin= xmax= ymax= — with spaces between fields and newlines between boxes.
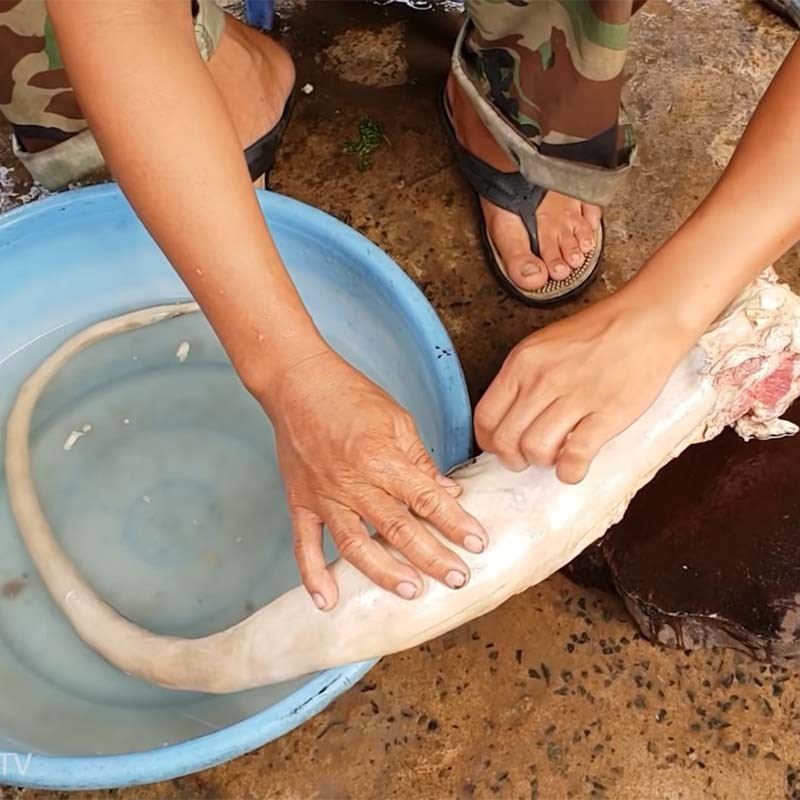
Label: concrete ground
xmin=1 ymin=0 xmax=799 ymax=798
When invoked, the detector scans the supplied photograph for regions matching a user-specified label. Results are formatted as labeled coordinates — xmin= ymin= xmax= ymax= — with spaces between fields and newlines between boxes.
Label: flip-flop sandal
xmin=244 ymin=90 xmax=296 ymax=185
xmin=440 ymin=89 xmax=604 ymax=307
xmin=14 ymin=91 xmax=296 ymax=189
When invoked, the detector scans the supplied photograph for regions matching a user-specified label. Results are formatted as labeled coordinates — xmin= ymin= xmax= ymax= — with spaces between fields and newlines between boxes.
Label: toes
xmin=559 ymin=229 xmax=585 ymax=270
xmin=479 ymin=195 xmax=602 ymax=291
xmin=582 ymin=203 xmax=602 ymax=232
xmin=482 ymin=200 xmax=548 ymax=290
xmin=539 ymin=234 xmax=570 ymax=281
xmin=574 ymin=216 xmax=596 ymax=255
xmin=509 ymin=257 xmax=548 ymax=290
xmin=503 ymin=253 xmax=548 ymax=291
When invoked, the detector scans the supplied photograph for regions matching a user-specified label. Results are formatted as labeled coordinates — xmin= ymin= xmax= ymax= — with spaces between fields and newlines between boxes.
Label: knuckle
xmin=361 ymin=451 xmax=385 ymax=476
xmin=492 ymin=432 xmax=519 ymax=459
xmin=523 ymin=440 xmax=557 ymax=465
xmin=411 ymin=486 xmax=443 ymax=518
xmin=360 ymin=445 xmax=396 ymax=478
xmin=292 ymin=538 xmax=308 ymax=564
xmin=393 ymin=409 xmax=417 ymax=437
xmin=510 ymin=345 xmax=538 ymax=370
xmin=292 ymin=534 xmax=309 ymax=556
xmin=407 ymin=445 xmax=433 ymax=470
xmin=381 ymin=517 xmax=417 ymax=551
xmin=473 ymin=400 xmax=495 ymax=432
xmin=562 ymin=437 xmax=592 ymax=461
xmin=335 ymin=529 xmax=367 ymax=562
xmin=421 ymin=552 xmax=449 ymax=576
xmin=285 ymin=486 xmax=305 ymax=509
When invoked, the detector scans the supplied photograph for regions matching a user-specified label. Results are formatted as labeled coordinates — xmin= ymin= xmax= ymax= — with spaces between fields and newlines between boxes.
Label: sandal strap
xmin=440 ymin=91 xmax=545 ymax=258
xmin=244 ymin=90 xmax=296 ymax=182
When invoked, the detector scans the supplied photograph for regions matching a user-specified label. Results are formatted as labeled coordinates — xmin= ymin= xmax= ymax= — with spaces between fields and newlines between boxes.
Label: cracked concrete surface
xmin=1 ymin=0 xmax=800 ymax=798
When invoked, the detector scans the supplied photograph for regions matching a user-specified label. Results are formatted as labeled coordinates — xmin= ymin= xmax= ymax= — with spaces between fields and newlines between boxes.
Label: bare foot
xmin=445 ymin=75 xmax=602 ymax=292
xmin=207 ymin=15 xmax=295 ymax=151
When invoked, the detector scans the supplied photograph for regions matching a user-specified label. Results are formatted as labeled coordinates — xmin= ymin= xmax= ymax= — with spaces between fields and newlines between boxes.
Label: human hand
xmin=261 ymin=350 xmax=488 ymax=610
xmin=475 ymin=295 xmax=693 ymax=483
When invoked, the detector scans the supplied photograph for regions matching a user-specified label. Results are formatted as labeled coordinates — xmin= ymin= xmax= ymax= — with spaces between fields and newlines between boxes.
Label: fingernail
xmin=396 ymin=581 xmax=418 ymax=600
xmin=521 ymin=264 xmax=542 ymax=278
xmin=445 ymin=570 xmax=467 ymax=589
xmin=311 ymin=592 xmax=327 ymax=610
xmin=435 ymin=473 xmax=459 ymax=488
xmin=464 ymin=534 xmax=485 ymax=554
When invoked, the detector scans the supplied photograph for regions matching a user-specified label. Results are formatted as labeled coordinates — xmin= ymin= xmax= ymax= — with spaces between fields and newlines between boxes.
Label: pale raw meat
xmin=176 ymin=341 xmax=190 ymax=363
xmin=5 ymin=272 xmax=800 ymax=693
xmin=63 ymin=423 xmax=92 ymax=452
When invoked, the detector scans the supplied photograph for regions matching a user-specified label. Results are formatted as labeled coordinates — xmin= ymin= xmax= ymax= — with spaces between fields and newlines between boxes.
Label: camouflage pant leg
xmin=453 ymin=0 xmax=641 ymax=206
xmin=0 ymin=0 xmax=225 ymax=190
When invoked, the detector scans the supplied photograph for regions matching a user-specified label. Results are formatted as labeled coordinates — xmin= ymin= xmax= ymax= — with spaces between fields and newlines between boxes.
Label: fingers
xmin=483 ymin=393 xmax=612 ymax=482
xmin=392 ymin=464 xmax=488 ymax=555
xmin=366 ymin=422 xmax=489 ymax=586
xmin=291 ymin=506 xmax=338 ymax=611
xmin=474 ymin=373 xmax=518 ymax=452
xmin=556 ymin=412 xmax=621 ymax=484
xmin=361 ymin=492 xmax=472 ymax=590
xmin=519 ymin=397 xmax=585 ymax=467
xmin=406 ymin=442 xmax=463 ymax=500
xmin=475 ymin=347 xmax=610 ymax=480
xmin=326 ymin=506 xmax=423 ymax=600
xmin=481 ymin=387 xmax=556 ymax=470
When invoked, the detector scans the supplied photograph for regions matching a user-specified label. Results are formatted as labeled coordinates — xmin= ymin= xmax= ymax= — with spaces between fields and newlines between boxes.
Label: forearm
xmin=46 ymin=0 xmax=324 ymax=396
xmin=622 ymin=40 xmax=800 ymax=340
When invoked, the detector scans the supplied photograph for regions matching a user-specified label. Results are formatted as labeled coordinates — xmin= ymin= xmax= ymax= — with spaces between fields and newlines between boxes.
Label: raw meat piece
xmin=6 ymin=272 xmax=800 ymax=692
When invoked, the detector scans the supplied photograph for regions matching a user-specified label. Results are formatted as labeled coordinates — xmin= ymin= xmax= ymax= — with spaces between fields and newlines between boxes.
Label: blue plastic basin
xmin=0 ymin=185 xmax=471 ymax=789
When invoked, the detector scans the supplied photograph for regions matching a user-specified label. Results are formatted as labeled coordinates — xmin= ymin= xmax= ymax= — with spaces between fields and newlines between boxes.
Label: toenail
xmin=521 ymin=264 xmax=542 ymax=278
xmin=569 ymin=252 xmax=583 ymax=267
xmin=552 ymin=262 xmax=569 ymax=278
xmin=582 ymin=239 xmax=593 ymax=251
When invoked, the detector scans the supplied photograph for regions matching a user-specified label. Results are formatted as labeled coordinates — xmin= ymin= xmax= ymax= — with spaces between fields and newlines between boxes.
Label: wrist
xmin=235 ymin=327 xmax=331 ymax=408
xmin=618 ymin=249 xmax=721 ymax=349
xmin=609 ymin=272 xmax=703 ymax=358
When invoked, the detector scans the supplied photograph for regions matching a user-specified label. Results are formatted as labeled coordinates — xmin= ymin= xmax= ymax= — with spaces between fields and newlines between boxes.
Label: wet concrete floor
xmin=1 ymin=0 xmax=799 ymax=797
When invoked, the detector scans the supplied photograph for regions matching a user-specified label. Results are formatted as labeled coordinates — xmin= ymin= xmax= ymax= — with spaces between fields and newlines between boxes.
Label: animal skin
xmin=5 ymin=271 xmax=800 ymax=694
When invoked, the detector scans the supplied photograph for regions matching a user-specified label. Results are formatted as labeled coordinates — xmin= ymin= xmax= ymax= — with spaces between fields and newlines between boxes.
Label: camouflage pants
xmin=2 ymin=0 xmax=635 ymax=203
xmin=453 ymin=0 xmax=644 ymax=206
xmin=0 ymin=0 xmax=225 ymax=189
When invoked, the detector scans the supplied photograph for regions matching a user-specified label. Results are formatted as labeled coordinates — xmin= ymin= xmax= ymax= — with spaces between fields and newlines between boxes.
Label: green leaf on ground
xmin=344 ymin=118 xmax=387 ymax=172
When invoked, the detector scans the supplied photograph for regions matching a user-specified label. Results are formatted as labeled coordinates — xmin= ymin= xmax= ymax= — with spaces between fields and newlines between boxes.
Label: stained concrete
xmin=1 ymin=0 xmax=799 ymax=797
